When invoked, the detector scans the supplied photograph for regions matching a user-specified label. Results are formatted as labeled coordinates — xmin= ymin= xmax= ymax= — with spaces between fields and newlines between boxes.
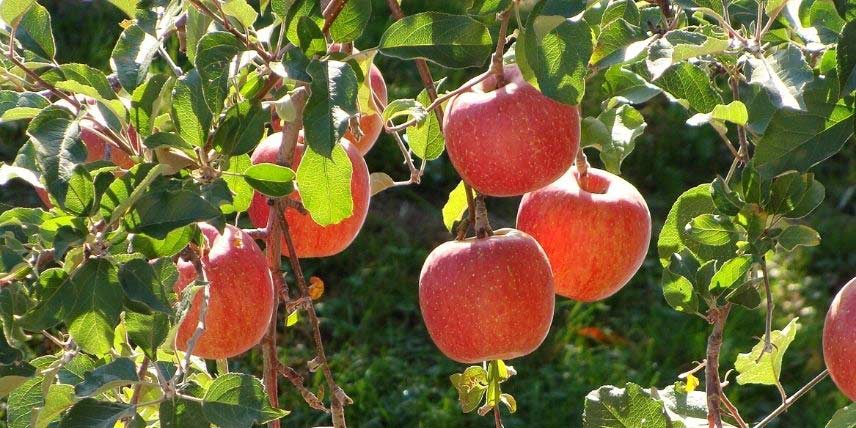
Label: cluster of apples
xmin=419 ymin=65 xmax=652 ymax=364
xmin=170 ymin=62 xmax=388 ymax=359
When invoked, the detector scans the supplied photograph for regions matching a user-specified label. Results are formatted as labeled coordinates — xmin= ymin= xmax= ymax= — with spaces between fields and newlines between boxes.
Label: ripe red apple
xmin=824 ymin=276 xmax=856 ymax=401
xmin=516 ymin=167 xmax=651 ymax=302
xmin=419 ymin=229 xmax=555 ymax=363
xmin=442 ymin=64 xmax=580 ymax=197
xmin=247 ymin=132 xmax=371 ymax=258
xmin=174 ymin=223 xmax=275 ymax=359
xmin=80 ymin=120 xmax=137 ymax=169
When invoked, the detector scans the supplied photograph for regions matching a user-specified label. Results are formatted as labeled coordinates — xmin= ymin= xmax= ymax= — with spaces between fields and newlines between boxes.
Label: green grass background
xmin=0 ymin=1 xmax=853 ymax=427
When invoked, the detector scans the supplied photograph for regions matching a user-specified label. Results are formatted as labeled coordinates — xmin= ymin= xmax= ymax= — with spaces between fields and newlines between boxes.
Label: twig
xmin=758 ymin=260 xmax=775 ymax=360
xmin=4 ymin=53 xmax=80 ymax=108
xmin=321 ymin=0 xmax=350 ymax=35
xmin=384 ymin=72 xmax=490 ymax=132
xmin=263 ymin=199 xmax=285 ymax=428
xmin=752 ymin=370 xmax=830 ymax=428
xmin=188 ymin=0 xmax=272 ymax=61
xmin=706 ymin=304 xmax=731 ymax=428
xmin=728 ymin=76 xmax=750 ymax=163
xmin=494 ymin=405 xmax=504 ymax=428
xmin=720 ymin=392 xmax=749 ymax=428
xmin=158 ymin=45 xmax=184 ymax=77
xmin=127 ymin=357 xmax=151 ymax=425
xmin=278 ymin=365 xmax=329 ymax=412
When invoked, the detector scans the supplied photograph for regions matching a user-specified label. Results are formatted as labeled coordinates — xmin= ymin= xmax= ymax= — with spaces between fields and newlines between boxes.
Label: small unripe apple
xmin=443 ymin=64 xmax=580 ymax=197
xmin=419 ymin=229 xmax=555 ymax=363
xmin=823 ymin=276 xmax=856 ymax=401
xmin=247 ymin=133 xmax=371 ymax=258
xmin=517 ymin=167 xmax=651 ymax=302
xmin=174 ymin=223 xmax=275 ymax=359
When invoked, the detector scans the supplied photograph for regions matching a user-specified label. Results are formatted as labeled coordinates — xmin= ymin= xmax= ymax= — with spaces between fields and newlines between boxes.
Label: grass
xmin=0 ymin=1 xmax=852 ymax=427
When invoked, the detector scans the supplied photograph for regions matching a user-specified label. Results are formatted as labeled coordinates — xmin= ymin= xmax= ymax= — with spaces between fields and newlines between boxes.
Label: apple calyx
xmin=449 ymin=359 xmax=517 ymax=415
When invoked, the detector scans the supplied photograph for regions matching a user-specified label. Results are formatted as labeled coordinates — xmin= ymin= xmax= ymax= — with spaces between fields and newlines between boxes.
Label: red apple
xmin=419 ymin=229 xmax=555 ymax=363
xmin=174 ymin=223 xmax=275 ymax=359
xmin=247 ymin=132 xmax=371 ymax=258
xmin=80 ymin=119 xmax=136 ymax=169
xmin=516 ymin=167 xmax=651 ymax=302
xmin=824 ymin=276 xmax=856 ymax=401
xmin=442 ymin=64 xmax=580 ymax=197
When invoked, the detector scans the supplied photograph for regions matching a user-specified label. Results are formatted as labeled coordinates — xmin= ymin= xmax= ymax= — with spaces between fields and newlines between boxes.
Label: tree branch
xmin=706 ymin=304 xmax=731 ymax=428
xmin=753 ymin=370 xmax=830 ymax=428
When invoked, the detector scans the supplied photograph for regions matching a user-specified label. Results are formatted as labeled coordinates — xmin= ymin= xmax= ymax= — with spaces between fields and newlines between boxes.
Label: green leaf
xmin=34 ymin=384 xmax=75 ymax=428
xmin=130 ymin=74 xmax=169 ymax=137
xmin=15 ymin=3 xmax=55 ymax=60
xmin=734 ymin=318 xmax=800 ymax=386
xmin=469 ymin=0 xmax=511 ymax=15
xmin=709 ymin=255 xmax=752 ymax=294
xmin=303 ymin=60 xmax=359 ymax=157
xmin=827 ymin=404 xmax=856 ymax=428
xmin=112 ymin=24 xmax=160 ymax=93
xmin=65 ymin=258 xmax=124 ymax=355
xmin=686 ymin=214 xmax=739 ymax=247
xmin=838 ymin=20 xmax=856 ymax=95
xmin=99 ymin=163 xmax=161 ymax=224
xmin=747 ymin=44 xmax=813 ymax=110
xmin=450 ymin=366 xmax=488 ymax=413
xmin=211 ymin=100 xmax=268 ymax=156
xmin=0 ymin=0 xmax=35 ymax=25
xmin=125 ymin=189 xmax=221 ymax=239
xmin=517 ymin=11 xmax=593 ymax=105
xmin=160 ymin=395 xmax=210 ymax=428
xmin=58 ymin=398 xmax=134 ymax=428
xmin=7 ymin=376 xmax=44 ymax=428
xmin=296 ymin=16 xmax=325 ymax=57
xmin=752 ymin=97 xmax=854 ymax=179
xmin=222 ymin=0 xmax=257 ymax=29
xmin=74 ymin=358 xmax=139 ymax=397
xmin=119 ymin=258 xmax=175 ymax=315
xmin=330 ymin=0 xmax=371 ymax=43
xmin=407 ymin=87 xmax=445 ymax=160
xmin=43 ymin=64 xmax=123 ymax=118
xmin=382 ymin=99 xmax=426 ymax=125
xmin=244 ymin=163 xmax=296 ymax=197
xmin=17 ymin=268 xmax=70 ymax=330
xmin=378 ymin=12 xmax=493 ymax=69
xmin=63 ymin=165 xmax=95 ymax=216
xmin=105 ymin=0 xmax=135 ymax=17
xmin=0 ymin=364 xmax=35 ymax=399
xmin=590 ymin=104 xmax=646 ymax=174
xmin=582 ymin=383 xmax=671 ymax=428
xmin=686 ymin=101 xmax=749 ymax=133
xmin=126 ymin=311 xmax=169 ymax=360
xmin=602 ymin=66 xmax=662 ymax=105
xmin=710 ymin=176 xmax=744 ymax=216
xmin=202 ymin=373 xmax=288 ymax=428
xmin=195 ymin=32 xmax=243 ymax=115
xmin=777 ymin=225 xmax=821 ymax=251
xmin=601 ymin=0 xmax=640 ymax=26
xmin=0 ymin=90 xmax=49 ymax=119
xmin=296 ymin=144 xmax=354 ymax=226
xmin=662 ymin=250 xmax=700 ymax=314
xmin=658 ymin=184 xmax=736 ymax=265
xmin=591 ymin=19 xmax=643 ymax=67
xmin=442 ymin=181 xmax=469 ymax=233
xmin=655 ymin=62 xmax=722 ymax=113
xmin=222 ymin=154 xmax=253 ymax=213
xmin=185 ymin=8 xmax=211 ymax=65
xmin=171 ymin=70 xmax=212 ymax=148
xmin=647 ymin=30 xmax=728 ymax=79
xmin=284 ymin=0 xmax=322 ymax=46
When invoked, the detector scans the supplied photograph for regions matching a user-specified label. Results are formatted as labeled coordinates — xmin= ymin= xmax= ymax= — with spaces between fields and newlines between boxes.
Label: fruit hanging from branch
xmin=442 ymin=64 xmax=580 ymax=197
xmin=517 ymin=167 xmax=651 ymax=301
xmin=823 ymin=276 xmax=856 ymax=401
xmin=419 ymin=229 xmax=555 ymax=363
xmin=174 ymin=223 xmax=275 ymax=359
xmin=247 ymin=132 xmax=371 ymax=258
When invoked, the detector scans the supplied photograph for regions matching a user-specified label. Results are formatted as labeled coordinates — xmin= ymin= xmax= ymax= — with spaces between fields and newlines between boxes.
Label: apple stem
xmin=474 ymin=194 xmax=493 ymax=238
xmin=490 ymin=8 xmax=513 ymax=88
xmin=705 ymin=303 xmax=731 ymax=428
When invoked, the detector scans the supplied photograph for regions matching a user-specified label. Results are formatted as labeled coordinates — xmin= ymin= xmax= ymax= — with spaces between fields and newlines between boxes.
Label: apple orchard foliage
xmin=0 ymin=0 xmax=851 ymax=427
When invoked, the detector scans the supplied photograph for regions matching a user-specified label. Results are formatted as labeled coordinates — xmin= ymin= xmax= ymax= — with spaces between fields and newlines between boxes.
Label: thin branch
xmin=321 ymin=0 xmax=350 ymax=35
xmin=4 ymin=53 xmax=80 ymax=108
xmin=278 ymin=365 xmax=329 ymax=412
xmin=127 ymin=357 xmax=151 ymax=426
xmin=385 ymin=72 xmax=490 ymax=133
xmin=158 ymin=45 xmax=184 ymax=77
xmin=720 ymin=392 xmax=749 ymax=428
xmin=758 ymin=259 xmax=775 ymax=360
xmin=188 ymin=0 xmax=272 ymax=62
xmin=706 ymin=304 xmax=731 ymax=428
xmin=494 ymin=405 xmax=504 ymax=428
xmin=263 ymin=200 xmax=285 ymax=428
xmin=753 ymin=370 xmax=829 ymax=428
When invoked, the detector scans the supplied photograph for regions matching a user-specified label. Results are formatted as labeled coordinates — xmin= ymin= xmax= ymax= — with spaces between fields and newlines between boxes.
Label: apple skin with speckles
xmin=418 ymin=229 xmax=555 ymax=363
xmin=823 ymin=276 xmax=856 ymax=401
xmin=174 ymin=223 xmax=275 ymax=359
xmin=247 ymin=132 xmax=371 ymax=258
xmin=442 ymin=64 xmax=580 ymax=197
xmin=517 ymin=167 xmax=651 ymax=302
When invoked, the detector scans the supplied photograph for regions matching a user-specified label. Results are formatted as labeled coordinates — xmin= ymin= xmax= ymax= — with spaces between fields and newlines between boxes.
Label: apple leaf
xmin=119 ymin=258 xmax=175 ymax=315
xmin=776 ymin=225 xmax=821 ymax=251
xmin=468 ymin=0 xmax=512 ymax=15
xmin=582 ymin=383 xmax=671 ymax=428
xmin=747 ymin=44 xmax=813 ymax=110
xmin=64 ymin=258 xmax=124 ymax=356
xmin=586 ymin=104 xmax=647 ymax=174
xmin=160 ymin=394 xmax=209 ymax=428
xmin=734 ymin=318 xmax=800 ymax=386
xmin=26 ymin=106 xmax=86 ymax=209
xmin=222 ymin=154 xmax=253 ymax=214
xmin=6 ymin=375 xmax=45 ymax=428
xmin=15 ymin=3 xmax=55 ymax=61
xmin=124 ymin=189 xmax=221 ymax=239
xmin=244 ymin=163 xmax=296 ymax=198
xmin=407 ymin=86 xmax=445 ymax=160
xmin=303 ymin=60 xmax=359 ymax=157
xmin=708 ymin=255 xmax=753 ymax=294
xmin=34 ymin=384 xmax=75 ymax=428
xmin=111 ymin=24 xmax=160 ymax=93
xmin=517 ymin=6 xmax=593 ymax=106
xmin=647 ymin=30 xmax=728 ymax=79
xmin=194 ymin=32 xmax=243 ymax=116
xmin=838 ymin=20 xmax=856 ymax=95
xmin=686 ymin=101 xmax=749 ymax=134
xmin=130 ymin=74 xmax=170 ymax=138
xmin=381 ymin=98 xmax=426 ymax=126
xmin=369 ymin=172 xmax=395 ymax=196
xmin=202 ymin=373 xmax=288 ymax=428
xmin=0 ymin=0 xmax=35 ymax=25
xmin=330 ymin=0 xmax=371 ymax=43
xmin=441 ymin=181 xmax=469 ymax=233
xmin=296 ymin=144 xmax=354 ymax=226
xmin=58 ymin=398 xmax=136 ymax=428
xmin=74 ymin=358 xmax=139 ymax=398
xmin=126 ymin=311 xmax=169 ymax=360
xmin=211 ymin=100 xmax=269 ymax=156
xmin=591 ymin=19 xmax=644 ymax=67
xmin=601 ymin=66 xmax=661 ymax=105
xmin=827 ymin=404 xmax=856 ymax=428
xmin=171 ymin=70 xmax=213 ymax=148
xmin=0 ymin=363 xmax=34 ymax=399
xmin=659 ymin=184 xmax=737 ymax=265
xmin=184 ymin=8 xmax=211 ymax=65
xmin=221 ymin=0 xmax=257 ymax=29
xmin=654 ymin=62 xmax=722 ymax=113
xmin=284 ymin=0 xmax=323 ymax=47
xmin=685 ymin=214 xmax=740 ymax=247
xmin=379 ymin=12 xmax=492 ymax=69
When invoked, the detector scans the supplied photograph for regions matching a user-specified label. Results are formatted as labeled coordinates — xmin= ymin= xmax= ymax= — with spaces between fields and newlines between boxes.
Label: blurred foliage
xmin=0 ymin=0 xmax=852 ymax=427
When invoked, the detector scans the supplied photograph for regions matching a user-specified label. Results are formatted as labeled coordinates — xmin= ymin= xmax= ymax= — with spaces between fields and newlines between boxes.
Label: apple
xmin=419 ymin=228 xmax=555 ymax=363
xmin=174 ymin=223 xmax=275 ymax=359
xmin=516 ymin=167 xmax=651 ymax=302
xmin=80 ymin=120 xmax=137 ymax=169
xmin=442 ymin=64 xmax=580 ymax=197
xmin=247 ymin=132 xmax=371 ymax=258
xmin=823 ymin=276 xmax=856 ymax=401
